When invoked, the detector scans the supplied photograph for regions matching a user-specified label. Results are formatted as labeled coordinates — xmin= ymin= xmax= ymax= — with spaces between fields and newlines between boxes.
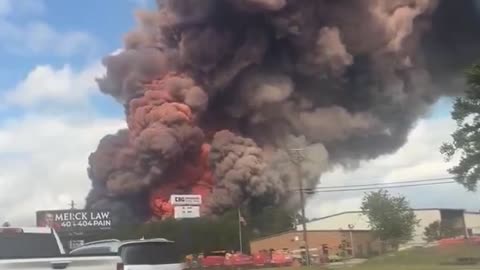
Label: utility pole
xmin=348 ymin=224 xmax=355 ymax=258
xmin=70 ymin=200 xmax=76 ymax=210
xmin=288 ymin=148 xmax=310 ymax=266
xmin=238 ymin=208 xmax=243 ymax=253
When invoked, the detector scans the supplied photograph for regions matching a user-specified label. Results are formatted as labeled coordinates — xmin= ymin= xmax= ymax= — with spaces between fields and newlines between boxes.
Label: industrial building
xmin=250 ymin=209 xmax=480 ymax=258
xmin=250 ymin=229 xmax=382 ymax=258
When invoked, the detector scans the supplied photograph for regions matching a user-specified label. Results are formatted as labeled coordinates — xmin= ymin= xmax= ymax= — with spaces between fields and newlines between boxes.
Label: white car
xmin=71 ymin=238 xmax=185 ymax=270
xmin=0 ymin=227 xmax=122 ymax=270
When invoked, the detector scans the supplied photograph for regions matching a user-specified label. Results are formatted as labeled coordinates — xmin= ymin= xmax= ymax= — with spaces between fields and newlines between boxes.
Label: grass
xmin=261 ymin=244 xmax=480 ymax=270
xmin=337 ymin=243 xmax=480 ymax=270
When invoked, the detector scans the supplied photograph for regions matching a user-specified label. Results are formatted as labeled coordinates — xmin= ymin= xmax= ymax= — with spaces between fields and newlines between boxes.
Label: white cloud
xmin=0 ymin=0 xmax=96 ymax=56
xmin=0 ymin=53 xmax=120 ymax=225
xmin=0 ymin=20 xmax=97 ymax=56
xmin=2 ymin=48 xmax=127 ymax=108
xmin=0 ymin=0 xmax=45 ymax=17
xmin=0 ymin=115 xmax=125 ymax=225
xmin=3 ymin=62 xmax=104 ymax=107
xmin=306 ymin=116 xmax=480 ymax=219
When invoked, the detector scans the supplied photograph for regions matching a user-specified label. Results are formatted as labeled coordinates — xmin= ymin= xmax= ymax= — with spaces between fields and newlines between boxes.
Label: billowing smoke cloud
xmin=86 ymin=0 xmax=480 ymax=222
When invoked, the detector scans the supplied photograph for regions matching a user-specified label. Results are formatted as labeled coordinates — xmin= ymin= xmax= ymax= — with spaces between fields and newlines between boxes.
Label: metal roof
xmin=307 ymin=208 xmax=471 ymax=224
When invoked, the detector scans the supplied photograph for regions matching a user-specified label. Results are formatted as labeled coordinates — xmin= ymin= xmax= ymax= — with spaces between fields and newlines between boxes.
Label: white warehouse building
xmin=297 ymin=209 xmax=480 ymax=248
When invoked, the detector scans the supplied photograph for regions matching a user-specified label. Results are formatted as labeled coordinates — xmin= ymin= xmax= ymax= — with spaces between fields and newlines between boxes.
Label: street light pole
xmin=288 ymin=148 xmax=311 ymax=266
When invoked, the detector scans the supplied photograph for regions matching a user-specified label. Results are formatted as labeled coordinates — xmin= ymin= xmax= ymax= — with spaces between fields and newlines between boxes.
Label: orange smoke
xmin=128 ymin=79 xmax=193 ymax=138
xmin=125 ymin=74 xmax=213 ymax=219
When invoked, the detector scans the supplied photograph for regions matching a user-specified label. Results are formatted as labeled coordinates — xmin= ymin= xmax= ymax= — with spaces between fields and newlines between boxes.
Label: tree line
xmin=89 ymin=207 xmax=296 ymax=255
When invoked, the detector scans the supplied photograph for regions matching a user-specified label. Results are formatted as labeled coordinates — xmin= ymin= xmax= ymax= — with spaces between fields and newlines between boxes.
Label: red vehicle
xmin=201 ymin=251 xmax=227 ymax=268
xmin=201 ymin=251 xmax=254 ymax=269
xmin=439 ymin=236 xmax=480 ymax=246
xmin=270 ymin=250 xmax=294 ymax=267
xmin=252 ymin=252 xmax=271 ymax=267
xmin=224 ymin=252 xmax=254 ymax=268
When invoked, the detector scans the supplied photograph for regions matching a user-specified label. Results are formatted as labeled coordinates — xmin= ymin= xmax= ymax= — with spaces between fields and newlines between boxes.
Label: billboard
xmin=170 ymin=194 xmax=202 ymax=206
xmin=36 ymin=210 xmax=112 ymax=233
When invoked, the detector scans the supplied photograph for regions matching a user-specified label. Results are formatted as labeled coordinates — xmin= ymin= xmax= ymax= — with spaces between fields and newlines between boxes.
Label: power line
xmin=296 ymin=180 xmax=455 ymax=193
xmin=307 ymin=176 xmax=455 ymax=190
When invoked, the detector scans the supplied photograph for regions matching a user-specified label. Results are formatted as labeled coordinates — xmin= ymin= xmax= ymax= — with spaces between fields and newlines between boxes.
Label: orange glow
xmin=149 ymin=143 xmax=213 ymax=219
xmin=128 ymin=74 xmax=213 ymax=220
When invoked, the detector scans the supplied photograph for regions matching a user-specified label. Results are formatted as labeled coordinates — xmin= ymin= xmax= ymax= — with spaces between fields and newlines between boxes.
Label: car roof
xmin=120 ymin=238 xmax=173 ymax=246
xmin=82 ymin=239 xmax=121 ymax=246
xmin=70 ymin=238 xmax=174 ymax=254
xmin=0 ymin=227 xmax=53 ymax=234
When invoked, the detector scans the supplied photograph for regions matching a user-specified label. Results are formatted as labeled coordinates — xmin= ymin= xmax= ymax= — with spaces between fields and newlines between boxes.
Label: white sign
xmin=170 ymin=194 xmax=202 ymax=206
xmin=69 ymin=240 xmax=84 ymax=250
xmin=174 ymin=206 xmax=200 ymax=219
xmin=472 ymin=227 xmax=480 ymax=235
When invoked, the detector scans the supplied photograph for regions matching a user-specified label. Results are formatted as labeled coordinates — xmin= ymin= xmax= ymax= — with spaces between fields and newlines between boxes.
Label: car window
xmin=0 ymin=233 xmax=60 ymax=259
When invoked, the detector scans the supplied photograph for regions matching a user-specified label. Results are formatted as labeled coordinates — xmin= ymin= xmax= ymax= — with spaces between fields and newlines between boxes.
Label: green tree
xmin=423 ymin=220 xmax=458 ymax=242
xmin=361 ymin=190 xmax=419 ymax=248
xmin=90 ymin=206 xmax=295 ymax=255
xmin=247 ymin=207 xmax=295 ymax=238
xmin=91 ymin=210 xmax=248 ymax=255
xmin=441 ymin=63 xmax=480 ymax=190
xmin=423 ymin=221 xmax=442 ymax=242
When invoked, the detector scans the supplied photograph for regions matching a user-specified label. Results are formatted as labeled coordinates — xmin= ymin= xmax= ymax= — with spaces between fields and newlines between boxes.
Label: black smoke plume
xmin=86 ymin=0 xmax=480 ymax=222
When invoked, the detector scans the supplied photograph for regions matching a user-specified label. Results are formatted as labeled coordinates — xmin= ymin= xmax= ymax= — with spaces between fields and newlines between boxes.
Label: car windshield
xmin=120 ymin=242 xmax=181 ymax=265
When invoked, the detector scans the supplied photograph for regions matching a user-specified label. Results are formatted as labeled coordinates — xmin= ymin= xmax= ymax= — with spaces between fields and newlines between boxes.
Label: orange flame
xmin=148 ymin=143 xmax=213 ymax=219
xmin=126 ymin=74 xmax=214 ymax=220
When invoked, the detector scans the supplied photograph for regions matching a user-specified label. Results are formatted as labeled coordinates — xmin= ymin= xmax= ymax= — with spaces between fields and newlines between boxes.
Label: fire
xmin=89 ymin=0 xmax=460 ymax=223
xmin=124 ymin=73 xmax=211 ymax=219
xmin=149 ymin=143 xmax=213 ymax=219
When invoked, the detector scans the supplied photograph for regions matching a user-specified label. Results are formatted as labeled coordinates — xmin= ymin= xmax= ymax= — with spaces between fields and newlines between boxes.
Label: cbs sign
xmin=170 ymin=194 xmax=202 ymax=206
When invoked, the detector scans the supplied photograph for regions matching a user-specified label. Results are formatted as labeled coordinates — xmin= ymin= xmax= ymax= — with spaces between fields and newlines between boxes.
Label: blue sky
xmin=1 ymin=1 xmax=122 ymax=78
xmin=0 ymin=0 xmax=157 ymax=119
xmin=0 ymin=0 xmax=478 ymax=225
xmin=0 ymin=0 xmax=151 ymax=224
xmin=430 ymin=97 xmax=454 ymax=119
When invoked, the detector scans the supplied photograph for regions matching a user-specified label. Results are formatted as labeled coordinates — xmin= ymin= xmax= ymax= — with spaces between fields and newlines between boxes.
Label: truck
xmin=71 ymin=238 xmax=185 ymax=270
xmin=0 ymin=227 xmax=184 ymax=270
xmin=200 ymin=250 xmax=254 ymax=269
xmin=0 ymin=227 xmax=122 ymax=270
